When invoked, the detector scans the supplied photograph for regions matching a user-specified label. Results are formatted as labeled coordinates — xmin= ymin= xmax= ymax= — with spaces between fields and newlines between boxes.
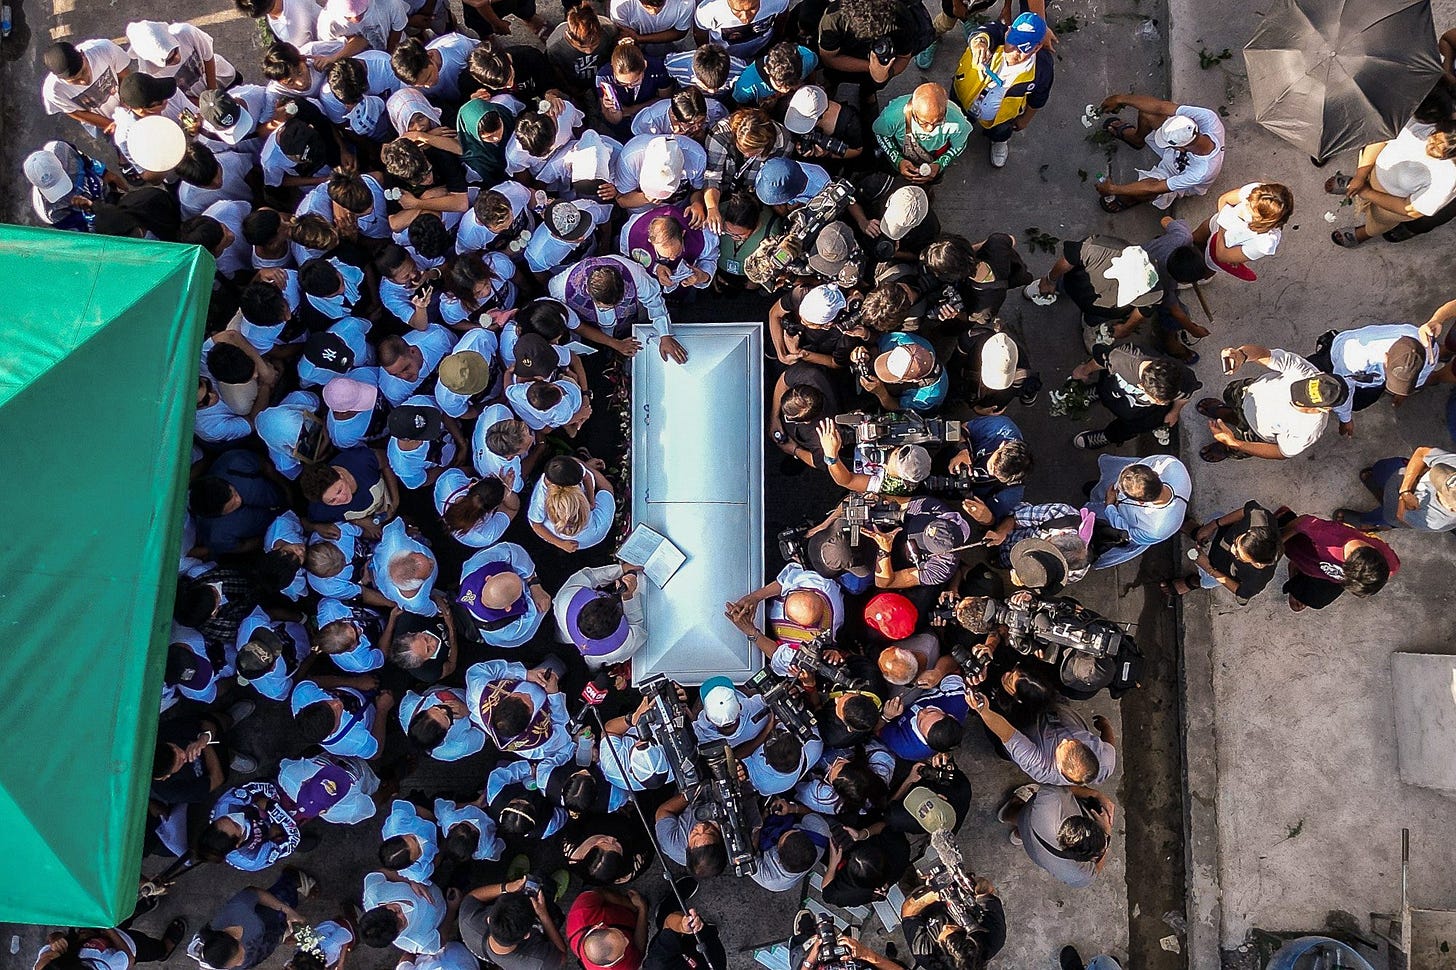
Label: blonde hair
xmin=545 ymin=483 xmax=591 ymax=536
xmin=1245 ymin=183 xmax=1293 ymax=233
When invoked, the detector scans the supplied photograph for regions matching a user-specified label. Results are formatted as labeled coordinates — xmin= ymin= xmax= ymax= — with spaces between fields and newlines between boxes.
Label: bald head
xmin=389 ymin=551 xmax=433 ymax=594
xmin=582 ymin=927 xmax=627 ymax=966
xmin=910 ymin=83 xmax=948 ymax=128
xmin=878 ymin=646 xmax=920 ymax=687
xmin=481 ymin=571 xmax=525 ymax=609
xmin=784 ymin=589 xmax=828 ymax=627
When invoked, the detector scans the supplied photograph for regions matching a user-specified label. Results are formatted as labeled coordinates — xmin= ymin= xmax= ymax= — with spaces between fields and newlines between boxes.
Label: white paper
xmin=618 ymin=524 xmax=687 ymax=588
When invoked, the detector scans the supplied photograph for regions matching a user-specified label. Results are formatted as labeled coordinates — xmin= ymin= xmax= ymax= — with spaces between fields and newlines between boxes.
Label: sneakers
xmin=1019 ymin=385 xmax=1041 ymax=408
xmin=1023 ymin=281 xmax=1057 ymax=306
xmin=229 ymin=751 xmax=259 ymax=774
xmin=1074 ymin=430 xmax=1110 ymax=450
xmin=990 ymin=140 xmax=1011 ymax=168
xmin=1152 ymin=426 xmax=1172 ymax=446
xmin=914 ymin=42 xmax=938 ymax=69
xmin=225 ymin=699 xmax=257 ymax=725
xmin=293 ymin=868 xmax=318 ymax=899
xmin=1060 ymin=945 xmax=1086 ymax=970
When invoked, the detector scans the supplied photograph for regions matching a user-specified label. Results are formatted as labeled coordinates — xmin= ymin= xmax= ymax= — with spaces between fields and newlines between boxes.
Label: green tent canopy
xmin=0 ymin=226 xmax=213 ymax=926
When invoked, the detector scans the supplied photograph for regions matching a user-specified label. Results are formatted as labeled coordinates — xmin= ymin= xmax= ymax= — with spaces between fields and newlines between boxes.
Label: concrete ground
xmin=0 ymin=0 xmax=1195 ymax=968
xmin=1165 ymin=0 xmax=1456 ymax=967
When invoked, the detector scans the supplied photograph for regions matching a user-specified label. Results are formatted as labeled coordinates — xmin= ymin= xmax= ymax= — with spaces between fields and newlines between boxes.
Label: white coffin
xmin=630 ymin=322 xmax=764 ymax=685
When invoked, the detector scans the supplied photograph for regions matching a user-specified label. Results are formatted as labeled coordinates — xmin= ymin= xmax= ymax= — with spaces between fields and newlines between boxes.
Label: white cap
xmin=799 ymin=283 xmax=847 ymax=325
xmin=24 ymin=149 xmax=73 ymax=203
xmin=628 ymin=740 xmax=670 ymax=783
xmin=125 ymin=20 xmax=179 ymax=68
xmin=128 ymin=115 xmax=187 ymax=173
xmin=880 ymin=186 xmax=929 ymax=241
xmin=784 ymin=85 xmax=828 ymax=134
xmin=638 ymin=136 xmax=684 ymax=199
xmin=703 ymin=684 xmax=742 ymax=727
xmin=979 ymin=332 xmax=1018 ymax=390
xmin=1104 ymin=246 xmax=1161 ymax=306
xmin=1152 ymin=114 xmax=1198 ymax=150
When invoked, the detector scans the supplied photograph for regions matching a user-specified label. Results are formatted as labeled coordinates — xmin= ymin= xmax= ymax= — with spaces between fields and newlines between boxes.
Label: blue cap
xmin=1008 ymin=12 xmax=1046 ymax=52
xmin=754 ymin=157 xmax=810 ymax=206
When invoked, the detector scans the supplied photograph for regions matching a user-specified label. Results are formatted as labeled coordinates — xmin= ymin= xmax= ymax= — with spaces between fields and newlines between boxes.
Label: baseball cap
xmin=322 ymin=376 xmax=377 ymax=412
xmin=916 ymin=512 xmax=971 ymax=556
xmin=119 ymin=71 xmax=177 ymax=109
xmin=1384 ymin=336 xmax=1425 ymax=396
xmin=1007 ymin=12 xmax=1047 ymax=52
xmin=755 ymin=157 xmax=810 ymax=206
xmin=1152 ymin=114 xmax=1199 ymax=150
xmin=784 ymin=85 xmax=828 ymax=134
xmin=807 ymin=528 xmax=873 ymax=579
xmin=304 ymin=332 xmax=356 ymax=374
xmin=880 ymin=186 xmax=929 ymax=241
xmin=127 ymin=115 xmax=187 ymax=173
xmin=865 ymin=592 xmax=918 ymax=640
xmin=125 ymin=21 xmax=180 ymax=67
xmin=199 ymin=89 xmax=255 ymax=145
xmin=799 ymin=284 xmax=847 ymax=325
xmin=638 ymin=136 xmax=685 ymax=199
xmin=387 ymin=404 xmax=444 ymax=441
xmin=24 ymin=149 xmax=73 ymax=203
xmin=904 ymin=786 xmax=955 ymax=833
xmin=627 ymin=740 xmax=670 ymax=784
xmin=980 ymin=332 xmax=1018 ymax=390
xmin=1009 ymin=537 xmax=1070 ymax=593
xmin=807 ymin=221 xmax=857 ymax=279
xmin=513 ymin=333 xmax=559 ymax=381
xmin=701 ymin=677 xmax=742 ymax=727
xmin=891 ymin=444 xmax=931 ymax=484
xmin=1103 ymin=246 xmax=1160 ymax=307
xmin=544 ymin=200 xmax=591 ymax=242
xmin=1289 ymin=372 xmax=1350 ymax=409
xmin=874 ymin=342 xmax=931 ymax=383
xmin=440 ymin=350 xmax=491 ymax=395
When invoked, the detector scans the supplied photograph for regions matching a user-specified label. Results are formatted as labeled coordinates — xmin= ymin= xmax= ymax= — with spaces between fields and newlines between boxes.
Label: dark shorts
xmin=1283 ymin=570 xmax=1344 ymax=609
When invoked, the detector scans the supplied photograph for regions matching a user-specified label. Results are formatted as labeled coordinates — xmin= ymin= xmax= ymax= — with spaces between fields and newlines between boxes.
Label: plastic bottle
xmin=575 ymin=728 xmax=594 ymax=766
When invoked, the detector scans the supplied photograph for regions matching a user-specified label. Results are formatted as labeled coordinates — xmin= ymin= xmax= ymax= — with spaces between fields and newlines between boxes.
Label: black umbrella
xmin=1243 ymin=0 xmax=1443 ymax=161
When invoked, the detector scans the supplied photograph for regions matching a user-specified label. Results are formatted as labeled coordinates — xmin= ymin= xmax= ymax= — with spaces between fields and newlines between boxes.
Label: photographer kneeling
xmin=901 ymin=876 xmax=1006 ymax=970
xmin=789 ymin=913 xmax=907 ymax=970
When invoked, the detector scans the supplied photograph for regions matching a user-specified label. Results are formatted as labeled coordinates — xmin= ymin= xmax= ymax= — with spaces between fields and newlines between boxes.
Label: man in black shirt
xmin=1070 ymin=343 xmax=1201 ymax=450
xmin=1165 ymin=501 xmax=1283 ymax=603
xmin=900 ymin=879 xmax=1006 ymax=970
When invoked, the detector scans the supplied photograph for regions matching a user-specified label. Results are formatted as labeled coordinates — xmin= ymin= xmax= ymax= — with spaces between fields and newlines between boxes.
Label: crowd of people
xmin=22 ymin=0 xmax=1456 ymax=968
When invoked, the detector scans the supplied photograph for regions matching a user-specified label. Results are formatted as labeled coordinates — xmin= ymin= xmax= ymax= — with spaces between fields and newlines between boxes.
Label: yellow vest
xmin=953 ymin=45 xmax=1038 ymax=129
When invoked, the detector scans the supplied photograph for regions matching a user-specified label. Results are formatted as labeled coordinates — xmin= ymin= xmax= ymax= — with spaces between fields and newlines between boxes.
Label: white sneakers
xmin=990 ymin=140 xmax=1010 ymax=167
xmin=1023 ymin=281 xmax=1058 ymax=306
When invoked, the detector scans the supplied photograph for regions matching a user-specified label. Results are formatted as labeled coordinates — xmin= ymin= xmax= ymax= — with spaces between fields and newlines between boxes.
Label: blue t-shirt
xmin=879 ymin=332 xmax=949 ymax=412
xmin=196 ymin=450 xmax=286 ymax=554
xmin=306 ymin=446 xmax=384 ymax=523
xmin=964 ymin=414 xmax=1026 ymax=518
xmin=731 ymin=46 xmax=819 ymax=104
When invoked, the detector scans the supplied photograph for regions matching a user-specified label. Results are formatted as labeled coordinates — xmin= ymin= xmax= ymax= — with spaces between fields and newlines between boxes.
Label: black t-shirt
xmin=151 ymin=713 xmax=221 ymax=806
xmin=902 ymin=895 xmax=1006 ymax=970
xmin=392 ymin=610 xmax=450 ymax=682
xmin=561 ymin=813 xmax=655 ymax=885
xmin=821 ymin=831 xmax=912 ymax=906
xmin=506 ymin=45 xmax=554 ymax=101
xmin=817 ymin=0 xmax=921 ymax=59
xmin=1061 ymin=236 xmax=1162 ymax=318
xmin=306 ymin=446 xmax=384 ymax=523
xmin=383 ymin=145 xmax=469 ymax=212
xmin=1206 ymin=501 xmax=1279 ymax=600
xmin=643 ymin=923 xmax=726 ymax=970
xmin=1102 ymin=345 xmax=1202 ymax=407
xmin=886 ymin=764 xmax=972 ymax=834
xmin=781 ymin=361 xmax=842 ymax=451
xmin=775 ymin=287 xmax=863 ymax=366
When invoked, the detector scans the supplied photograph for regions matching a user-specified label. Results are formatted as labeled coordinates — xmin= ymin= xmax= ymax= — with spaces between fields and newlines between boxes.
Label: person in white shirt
xmin=1093 ymin=96 xmax=1225 ymax=211
xmin=554 ymin=563 xmax=648 ymax=669
xmin=1201 ymin=345 xmax=1347 ymax=463
xmin=1190 ymin=181 xmax=1293 ymax=278
xmin=237 ymin=0 xmax=323 ymax=47
xmin=526 ymin=455 xmax=617 ymax=552
xmin=126 ymin=21 xmax=238 ymax=97
xmin=175 ymin=142 xmax=256 ymax=218
xmin=316 ymin=0 xmax=409 ymax=62
xmin=693 ymin=0 xmax=789 ymax=60
xmin=1330 ymin=123 xmax=1456 ymax=247
xmin=1316 ymin=307 xmax=1453 ymax=435
xmin=41 ymin=39 xmax=132 ymax=135
xmin=610 ymin=0 xmax=695 ymax=55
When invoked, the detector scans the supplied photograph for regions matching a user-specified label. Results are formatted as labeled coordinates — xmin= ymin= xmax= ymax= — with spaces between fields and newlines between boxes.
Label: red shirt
xmin=1285 ymin=515 xmax=1399 ymax=582
xmin=565 ymin=890 xmax=643 ymax=970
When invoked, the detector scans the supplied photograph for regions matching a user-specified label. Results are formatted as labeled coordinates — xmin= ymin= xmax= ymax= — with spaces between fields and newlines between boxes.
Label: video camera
xmin=838 ymin=492 xmax=905 ymax=545
xmin=977 ymin=596 xmax=1125 ymax=661
xmin=811 ymin=913 xmax=857 ymax=970
xmin=918 ymin=830 xmax=987 ymax=934
xmin=744 ymin=180 xmax=856 ymax=288
xmin=637 ymin=675 xmax=704 ymax=792
xmin=743 ymin=667 xmax=817 ymax=745
xmin=695 ymin=742 xmax=757 ymax=877
xmin=790 ymin=632 xmax=871 ymax=692
xmin=835 ymin=411 xmax=964 ymax=468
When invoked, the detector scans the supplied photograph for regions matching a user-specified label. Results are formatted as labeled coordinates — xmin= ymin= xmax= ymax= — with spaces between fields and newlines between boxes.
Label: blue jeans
xmin=1348 ymin=456 xmax=1406 ymax=528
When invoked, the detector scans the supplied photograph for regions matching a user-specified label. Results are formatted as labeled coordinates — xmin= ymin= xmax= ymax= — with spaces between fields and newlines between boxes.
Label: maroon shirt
xmin=1285 ymin=515 xmax=1399 ymax=582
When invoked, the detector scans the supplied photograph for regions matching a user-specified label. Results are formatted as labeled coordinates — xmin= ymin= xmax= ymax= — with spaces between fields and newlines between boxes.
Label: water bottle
xmin=575 ymin=728 xmax=594 ymax=766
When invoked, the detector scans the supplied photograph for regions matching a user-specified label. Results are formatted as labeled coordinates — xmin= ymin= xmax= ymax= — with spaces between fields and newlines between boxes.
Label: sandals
xmin=1196 ymin=397 xmax=1232 ymax=420
xmin=1101 ymin=117 xmax=1136 ymax=145
xmin=1099 ymin=194 xmax=1140 ymax=213
xmin=1324 ymin=173 xmax=1352 ymax=195
xmin=997 ymin=784 xmax=1039 ymax=823
xmin=1022 ymin=280 xmax=1058 ymax=306
xmin=1200 ymin=442 xmax=1231 ymax=463
xmin=161 ymin=918 xmax=189 ymax=959
xmin=1331 ymin=228 xmax=1364 ymax=248
xmin=1159 ymin=576 xmax=1197 ymax=600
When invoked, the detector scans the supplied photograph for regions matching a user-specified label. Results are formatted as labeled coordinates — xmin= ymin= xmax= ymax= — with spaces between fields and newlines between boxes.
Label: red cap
xmin=865 ymin=592 xmax=918 ymax=640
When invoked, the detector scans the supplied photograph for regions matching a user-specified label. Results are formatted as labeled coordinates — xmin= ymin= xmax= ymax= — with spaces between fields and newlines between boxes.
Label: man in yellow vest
xmin=951 ymin=12 xmax=1053 ymax=168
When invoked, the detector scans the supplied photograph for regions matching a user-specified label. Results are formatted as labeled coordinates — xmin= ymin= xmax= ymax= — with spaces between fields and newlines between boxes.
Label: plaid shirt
xmin=703 ymin=117 xmax=792 ymax=192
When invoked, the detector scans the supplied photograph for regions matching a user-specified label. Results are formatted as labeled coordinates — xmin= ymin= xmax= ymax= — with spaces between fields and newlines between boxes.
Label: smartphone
xmin=1220 ymin=349 xmax=1239 ymax=375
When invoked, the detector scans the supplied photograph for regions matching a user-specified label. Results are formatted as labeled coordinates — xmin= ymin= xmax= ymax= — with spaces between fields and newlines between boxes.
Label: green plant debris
xmin=1086 ymin=128 xmax=1120 ymax=163
xmin=1024 ymin=227 xmax=1059 ymax=255
xmin=1284 ymin=819 xmax=1304 ymax=840
xmin=1199 ymin=46 xmax=1233 ymax=69
xmin=1053 ymin=14 xmax=1080 ymax=34
xmin=1077 ymin=169 xmax=1088 ymax=183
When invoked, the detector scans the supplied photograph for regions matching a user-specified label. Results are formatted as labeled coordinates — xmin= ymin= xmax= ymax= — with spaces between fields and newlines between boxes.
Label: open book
xmin=618 ymin=524 xmax=687 ymax=588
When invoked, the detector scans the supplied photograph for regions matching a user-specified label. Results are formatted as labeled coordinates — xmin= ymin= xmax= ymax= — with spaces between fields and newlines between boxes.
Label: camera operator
xmin=993 ymin=772 xmax=1117 ymax=889
xmin=816 ymin=419 xmax=932 ymax=496
xmin=459 ymin=880 xmax=569 ymax=970
xmin=744 ymin=721 xmax=824 ymax=794
xmin=967 ymin=687 xmax=1116 ymax=787
xmin=876 ymin=664 xmax=968 ymax=761
xmin=654 ymin=777 xmax=762 ymax=879
xmin=851 ymin=333 xmax=948 ymax=413
xmin=753 ymin=797 xmax=833 ymax=892
xmin=955 ymin=327 xmax=1040 ymax=415
xmin=900 ymin=875 xmax=1005 ymax=970
xmin=789 ymin=913 xmax=907 ymax=970
xmin=922 ymin=232 xmax=1033 ymax=329
xmin=942 ymin=413 xmax=1032 ymax=525
xmin=772 ymin=360 xmax=845 ymax=471
xmin=887 ymin=754 xmax=972 ymax=835
xmin=784 ymin=85 xmax=866 ymax=166
xmin=867 ymin=496 xmax=978 ymax=595
xmin=768 ymin=282 xmax=869 ymax=369
xmin=642 ymin=902 xmax=727 ymax=970
xmin=821 ymin=821 xmax=912 ymax=907
xmin=877 ymin=634 xmax=959 ymax=697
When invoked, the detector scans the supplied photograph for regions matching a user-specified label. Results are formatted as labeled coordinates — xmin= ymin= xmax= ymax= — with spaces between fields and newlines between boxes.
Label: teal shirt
xmin=871 ymin=94 xmax=972 ymax=167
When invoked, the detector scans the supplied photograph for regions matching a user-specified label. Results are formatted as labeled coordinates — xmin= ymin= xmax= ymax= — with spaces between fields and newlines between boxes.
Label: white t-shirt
xmin=178 ymin=148 xmax=256 ymax=218
xmin=269 ymin=0 xmax=324 ymax=46
xmin=42 ymin=39 xmax=130 ymax=118
xmin=1374 ymin=125 xmax=1456 ymax=217
xmin=694 ymin=0 xmax=788 ymax=58
xmin=1241 ymin=348 xmax=1329 ymax=458
xmin=128 ymin=22 xmax=237 ymax=95
xmin=1143 ymin=104 xmax=1225 ymax=203
xmin=317 ymin=0 xmax=408 ymax=50
xmin=1211 ymin=182 xmax=1281 ymax=261
xmin=610 ymin=0 xmax=695 ymax=35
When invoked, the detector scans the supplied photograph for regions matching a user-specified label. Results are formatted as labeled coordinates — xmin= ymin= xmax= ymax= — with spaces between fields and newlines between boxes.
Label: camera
xmin=870 ymin=36 xmax=896 ymax=61
xmin=789 ymin=632 xmax=871 ymax=692
xmin=743 ymin=667 xmax=817 ymax=744
xmin=777 ymin=518 xmax=816 ymax=567
xmin=922 ymin=470 xmax=983 ymax=497
xmin=812 ymin=913 xmax=857 ymax=970
xmin=948 ymin=642 xmax=989 ymax=682
xmin=795 ymin=125 xmax=852 ymax=159
xmin=745 ymin=180 xmax=856 ymax=288
xmin=637 ymin=675 xmax=704 ymax=792
xmin=835 ymin=410 xmax=964 ymax=469
xmin=917 ymin=830 xmax=987 ymax=934
xmin=981 ymin=597 xmax=1126 ymax=661
xmin=838 ymin=492 xmax=905 ymax=545
xmin=696 ymin=742 xmax=757 ymax=877
xmin=930 ymin=284 xmax=966 ymax=321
